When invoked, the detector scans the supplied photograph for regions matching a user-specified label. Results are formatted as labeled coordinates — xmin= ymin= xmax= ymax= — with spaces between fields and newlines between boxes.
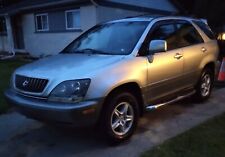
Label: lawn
xmin=142 ymin=113 xmax=225 ymax=157
xmin=0 ymin=60 xmax=28 ymax=114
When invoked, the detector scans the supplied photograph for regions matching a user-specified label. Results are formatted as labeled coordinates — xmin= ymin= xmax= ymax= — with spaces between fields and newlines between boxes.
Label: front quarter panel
xmin=85 ymin=57 xmax=148 ymax=100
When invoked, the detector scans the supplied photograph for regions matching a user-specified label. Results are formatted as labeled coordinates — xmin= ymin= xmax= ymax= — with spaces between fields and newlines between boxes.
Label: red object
xmin=218 ymin=58 xmax=225 ymax=81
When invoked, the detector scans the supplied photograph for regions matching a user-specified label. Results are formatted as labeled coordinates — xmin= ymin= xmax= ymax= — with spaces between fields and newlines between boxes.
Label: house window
xmin=65 ymin=10 xmax=81 ymax=30
xmin=35 ymin=13 xmax=49 ymax=31
xmin=0 ymin=17 xmax=7 ymax=34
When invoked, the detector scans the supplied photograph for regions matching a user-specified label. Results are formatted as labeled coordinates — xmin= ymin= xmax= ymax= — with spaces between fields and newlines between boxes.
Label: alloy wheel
xmin=200 ymin=73 xmax=211 ymax=97
xmin=110 ymin=102 xmax=134 ymax=136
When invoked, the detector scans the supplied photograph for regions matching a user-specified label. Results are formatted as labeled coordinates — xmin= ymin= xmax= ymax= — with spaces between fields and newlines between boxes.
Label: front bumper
xmin=4 ymin=89 xmax=104 ymax=127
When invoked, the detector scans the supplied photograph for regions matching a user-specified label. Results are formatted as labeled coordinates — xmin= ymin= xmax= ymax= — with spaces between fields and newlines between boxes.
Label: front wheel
xmin=101 ymin=92 xmax=139 ymax=144
xmin=194 ymin=68 xmax=214 ymax=102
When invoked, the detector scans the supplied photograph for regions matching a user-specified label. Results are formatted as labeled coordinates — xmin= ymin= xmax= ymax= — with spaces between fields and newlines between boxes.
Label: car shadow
xmin=0 ymin=91 xmax=220 ymax=157
xmin=136 ymin=97 xmax=196 ymax=134
xmin=1 ymin=125 xmax=108 ymax=157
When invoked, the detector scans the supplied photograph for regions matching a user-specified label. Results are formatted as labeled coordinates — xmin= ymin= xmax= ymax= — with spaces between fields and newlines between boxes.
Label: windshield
xmin=62 ymin=21 xmax=148 ymax=55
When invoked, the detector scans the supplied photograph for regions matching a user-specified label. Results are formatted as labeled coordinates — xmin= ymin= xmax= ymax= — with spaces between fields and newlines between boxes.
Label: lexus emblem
xmin=22 ymin=80 xmax=29 ymax=87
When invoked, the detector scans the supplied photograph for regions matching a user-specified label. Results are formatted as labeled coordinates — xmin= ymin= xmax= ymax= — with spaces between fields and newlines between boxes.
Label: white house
xmin=0 ymin=0 xmax=180 ymax=57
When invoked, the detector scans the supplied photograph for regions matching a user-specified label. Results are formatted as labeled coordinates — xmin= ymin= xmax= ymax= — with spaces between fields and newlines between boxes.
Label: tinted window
xmin=150 ymin=24 xmax=177 ymax=51
xmin=175 ymin=22 xmax=203 ymax=48
xmin=193 ymin=20 xmax=216 ymax=39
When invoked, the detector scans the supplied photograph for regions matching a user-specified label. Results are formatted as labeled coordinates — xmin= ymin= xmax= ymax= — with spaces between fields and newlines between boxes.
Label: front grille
xmin=15 ymin=75 xmax=48 ymax=93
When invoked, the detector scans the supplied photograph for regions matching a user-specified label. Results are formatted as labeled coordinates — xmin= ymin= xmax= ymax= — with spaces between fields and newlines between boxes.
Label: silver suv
xmin=5 ymin=16 xmax=219 ymax=143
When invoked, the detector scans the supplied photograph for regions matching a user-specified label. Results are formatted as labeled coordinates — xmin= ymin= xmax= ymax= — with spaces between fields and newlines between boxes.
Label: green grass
xmin=142 ymin=113 xmax=225 ymax=157
xmin=0 ymin=60 xmax=27 ymax=114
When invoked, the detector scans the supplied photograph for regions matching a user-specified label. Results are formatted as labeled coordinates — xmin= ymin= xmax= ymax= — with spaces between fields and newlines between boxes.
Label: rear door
xmin=174 ymin=20 xmax=206 ymax=87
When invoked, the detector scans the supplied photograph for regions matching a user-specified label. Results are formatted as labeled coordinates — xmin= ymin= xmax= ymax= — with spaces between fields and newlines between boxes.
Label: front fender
xmin=85 ymin=57 xmax=148 ymax=99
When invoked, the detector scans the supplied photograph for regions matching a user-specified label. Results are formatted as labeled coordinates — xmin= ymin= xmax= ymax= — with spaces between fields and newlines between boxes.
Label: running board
xmin=146 ymin=90 xmax=196 ymax=111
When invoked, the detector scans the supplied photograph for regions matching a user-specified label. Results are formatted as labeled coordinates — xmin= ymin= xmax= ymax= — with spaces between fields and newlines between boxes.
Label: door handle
xmin=174 ymin=53 xmax=183 ymax=59
xmin=202 ymin=47 xmax=207 ymax=52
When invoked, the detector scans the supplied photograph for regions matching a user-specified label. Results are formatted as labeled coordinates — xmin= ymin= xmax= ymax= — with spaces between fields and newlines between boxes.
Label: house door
xmin=11 ymin=15 xmax=25 ymax=50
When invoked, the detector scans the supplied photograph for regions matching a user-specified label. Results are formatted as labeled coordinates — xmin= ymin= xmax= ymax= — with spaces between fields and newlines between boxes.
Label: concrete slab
xmin=0 ymin=88 xmax=225 ymax=157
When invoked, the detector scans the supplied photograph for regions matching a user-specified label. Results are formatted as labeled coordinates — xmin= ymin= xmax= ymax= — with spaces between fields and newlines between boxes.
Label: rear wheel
xmin=194 ymin=68 xmax=213 ymax=102
xmin=101 ymin=91 xmax=139 ymax=143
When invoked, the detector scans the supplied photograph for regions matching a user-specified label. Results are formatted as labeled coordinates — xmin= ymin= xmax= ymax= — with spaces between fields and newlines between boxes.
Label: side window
xmin=0 ymin=17 xmax=7 ymax=34
xmin=35 ymin=13 xmax=49 ymax=31
xmin=193 ymin=20 xmax=216 ymax=40
xmin=175 ymin=22 xmax=204 ymax=48
xmin=149 ymin=24 xmax=177 ymax=51
xmin=65 ymin=10 xmax=81 ymax=30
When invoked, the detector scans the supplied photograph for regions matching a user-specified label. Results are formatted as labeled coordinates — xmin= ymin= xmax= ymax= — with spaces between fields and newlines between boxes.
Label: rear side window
xmin=175 ymin=22 xmax=204 ymax=48
xmin=193 ymin=20 xmax=216 ymax=40
xmin=150 ymin=24 xmax=178 ymax=51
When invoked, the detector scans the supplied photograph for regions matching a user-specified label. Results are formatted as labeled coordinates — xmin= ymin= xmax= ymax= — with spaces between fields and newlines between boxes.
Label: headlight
xmin=48 ymin=79 xmax=91 ymax=103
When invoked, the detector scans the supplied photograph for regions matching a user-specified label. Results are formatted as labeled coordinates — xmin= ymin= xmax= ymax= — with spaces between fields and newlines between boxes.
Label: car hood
xmin=15 ymin=54 xmax=124 ymax=80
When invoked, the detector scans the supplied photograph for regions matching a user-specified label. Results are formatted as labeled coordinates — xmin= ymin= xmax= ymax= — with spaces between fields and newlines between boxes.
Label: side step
xmin=146 ymin=90 xmax=196 ymax=111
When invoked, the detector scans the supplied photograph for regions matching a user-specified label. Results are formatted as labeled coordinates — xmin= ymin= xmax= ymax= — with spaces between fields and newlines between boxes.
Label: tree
xmin=177 ymin=0 xmax=225 ymax=30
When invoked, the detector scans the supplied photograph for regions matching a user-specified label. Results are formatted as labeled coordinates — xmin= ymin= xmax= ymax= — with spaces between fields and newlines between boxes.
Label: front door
xmin=147 ymin=49 xmax=184 ymax=102
xmin=12 ymin=15 xmax=25 ymax=50
xmin=142 ymin=21 xmax=184 ymax=103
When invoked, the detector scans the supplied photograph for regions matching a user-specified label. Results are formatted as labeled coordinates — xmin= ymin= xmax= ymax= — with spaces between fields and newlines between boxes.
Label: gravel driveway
xmin=0 ymin=87 xmax=225 ymax=157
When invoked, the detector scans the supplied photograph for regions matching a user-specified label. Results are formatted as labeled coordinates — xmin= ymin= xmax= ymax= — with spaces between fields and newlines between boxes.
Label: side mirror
xmin=149 ymin=40 xmax=167 ymax=54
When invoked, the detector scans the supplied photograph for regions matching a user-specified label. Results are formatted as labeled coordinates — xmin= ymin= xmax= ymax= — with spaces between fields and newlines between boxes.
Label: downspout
xmin=90 ymin=0 xmax=100 ymax=25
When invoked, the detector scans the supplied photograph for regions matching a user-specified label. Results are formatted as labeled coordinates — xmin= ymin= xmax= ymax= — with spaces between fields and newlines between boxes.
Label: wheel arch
xmin=101 ymin=82 xmax=145 ymax=117
xmin=204 ymin=62 xmax=215 ymax=79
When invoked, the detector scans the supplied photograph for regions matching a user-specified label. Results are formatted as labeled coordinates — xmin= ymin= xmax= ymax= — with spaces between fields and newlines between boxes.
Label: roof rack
xmin=125 ymin=14 xmax=165 ymax=19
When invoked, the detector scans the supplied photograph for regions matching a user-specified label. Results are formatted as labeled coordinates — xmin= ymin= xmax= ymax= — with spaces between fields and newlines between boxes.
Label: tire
xmin=194 ymin=68 xmax=214 ymax=102
xmin=100 ymin=91 xmax=139 ymax=144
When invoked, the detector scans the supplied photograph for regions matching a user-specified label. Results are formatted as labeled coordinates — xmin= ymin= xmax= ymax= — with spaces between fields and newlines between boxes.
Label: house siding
xmin=96 ymin=6 xmax=147 ymax=23
xmin=23 ymin=5 xmax=97 ymax=57
xmin=48 ymin=11 xmax=67 ymax=32
xmin=104 ymin=0 xmax=177 ymax=12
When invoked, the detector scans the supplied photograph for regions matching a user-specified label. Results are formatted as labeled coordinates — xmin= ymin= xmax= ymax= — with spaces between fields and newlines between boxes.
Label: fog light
xmin=82 ymin=108 xmax=96 ymax=115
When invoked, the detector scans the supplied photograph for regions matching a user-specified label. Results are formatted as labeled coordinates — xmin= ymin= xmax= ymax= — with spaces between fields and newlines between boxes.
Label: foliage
xmin=0 ymin=60 xmax=27 ymax=113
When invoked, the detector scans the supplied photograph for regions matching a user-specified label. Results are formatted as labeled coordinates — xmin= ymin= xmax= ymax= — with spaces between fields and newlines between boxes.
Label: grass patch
xmin=0 ymin=60 xmax=28 ymax=114
xmin=142 ymin=113 xmax=225 ymax=157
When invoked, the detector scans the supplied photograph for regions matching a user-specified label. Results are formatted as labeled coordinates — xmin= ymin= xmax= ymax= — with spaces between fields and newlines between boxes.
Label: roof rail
xmin=125 ymin=14 xmax=164 ymax=19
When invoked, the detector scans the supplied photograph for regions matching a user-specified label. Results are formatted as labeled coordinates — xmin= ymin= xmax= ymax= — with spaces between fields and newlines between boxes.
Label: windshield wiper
xmin=72 ymin=48 xmax=110 ymax=55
